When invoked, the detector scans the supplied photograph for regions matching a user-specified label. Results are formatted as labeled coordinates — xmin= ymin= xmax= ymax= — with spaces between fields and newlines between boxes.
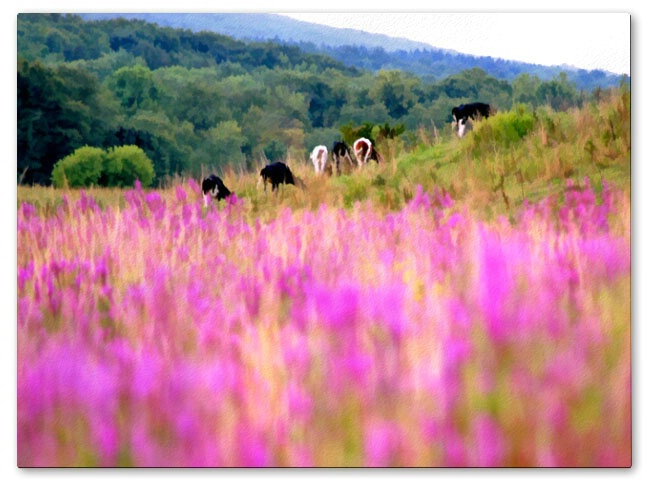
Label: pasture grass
xmin=18 ymin=89 xmax=630 ymax=222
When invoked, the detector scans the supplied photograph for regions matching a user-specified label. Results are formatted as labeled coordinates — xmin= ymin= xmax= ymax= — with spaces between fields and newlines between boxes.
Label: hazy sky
xmin=8 ymin=1 xmax=634 ymax=74
xmin=279 ymin=12 xmax=630 ymax=75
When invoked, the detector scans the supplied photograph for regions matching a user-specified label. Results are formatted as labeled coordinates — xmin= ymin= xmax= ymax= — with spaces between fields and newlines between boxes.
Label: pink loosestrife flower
xmin=16 ymin=180 xmax=630 ymax=467
xmin=174 ymin=184 xmax=187 ymax=203
xmin=78 ymin=190 xmax=100 ymax=214
xmin=364 ymin=420 xmax=402 ymax=467
xmin=472 ymin=414 xmax=506 ymax=467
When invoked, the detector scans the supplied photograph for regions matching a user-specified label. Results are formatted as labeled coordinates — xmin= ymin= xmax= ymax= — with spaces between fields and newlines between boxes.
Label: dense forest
xmin=17 ymin=13 xmax=625 ymax=186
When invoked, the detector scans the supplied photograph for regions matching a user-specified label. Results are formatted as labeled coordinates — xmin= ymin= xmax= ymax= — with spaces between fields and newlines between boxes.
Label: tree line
xmin=18 ymin=13 xmax=617 ymax=186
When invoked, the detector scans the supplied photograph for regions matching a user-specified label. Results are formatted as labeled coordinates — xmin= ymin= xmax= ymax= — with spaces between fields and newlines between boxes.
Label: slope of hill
xmin=79 ymin=12 xmax=624 ymax=89
xmin=79 ymin=13 xmax=436 ymax=52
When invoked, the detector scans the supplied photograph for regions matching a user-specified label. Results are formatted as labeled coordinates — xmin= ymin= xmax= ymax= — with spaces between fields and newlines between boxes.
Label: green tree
xmin=106 ymin=64 xmax=158 ymax=115
xmin=537 ymin=72 xmax=581 ymax=111
xmin=262 ymin=140 xmax=287 ymax=163
xmin=189 ymin=120 xmax=247 ymax=174
xmin=428 ymin=67 xmax=512 ymax=111
xmin=120 ymin=110 xmax=193 ymax=181
xmin=162 ymin=78 xmax=230 ymax=131
xmin=426 ymin=94 xmax=458 ymax=131
xmin=218 ymin=74 xmax=267 ymax=122
xmin=304 ymin=127 xmax=342 ymax=153
xmin=337 ymin=102 xmax=392 ymax=127
xmin=512 ymin=73 xmax=542 ymax=107
xmin=369 ymin=70 xmax=420 ymax=119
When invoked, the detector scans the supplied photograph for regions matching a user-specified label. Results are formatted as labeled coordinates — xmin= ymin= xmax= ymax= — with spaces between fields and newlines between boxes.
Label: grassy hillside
xmin=18 ymin=87 xmax=630 ymax=222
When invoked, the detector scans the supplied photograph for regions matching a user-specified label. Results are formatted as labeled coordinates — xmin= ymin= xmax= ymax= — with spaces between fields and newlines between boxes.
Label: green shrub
xmin=51 ymin=145 xmax=155 ymax=188
xmin=104 ymin=145 xmax=155 ymax=187
xmin=51 ymin=146 xmax=104 ymax=188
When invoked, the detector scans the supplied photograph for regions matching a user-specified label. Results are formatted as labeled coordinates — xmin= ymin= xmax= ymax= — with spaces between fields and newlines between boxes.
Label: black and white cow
xmin=332 ymin=141 xmax=354 ymax=175
xmin=452 ymin=102 xmax=491 ymax=138
xmin=260 ymin=162 xmax=296 ymax=192
xmin=201 ymin=174 xmax=232 ymax=206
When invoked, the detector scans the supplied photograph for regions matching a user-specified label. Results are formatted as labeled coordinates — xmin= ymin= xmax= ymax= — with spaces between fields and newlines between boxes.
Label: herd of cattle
xmin=202 ymin=102 xmax=491 ymax=205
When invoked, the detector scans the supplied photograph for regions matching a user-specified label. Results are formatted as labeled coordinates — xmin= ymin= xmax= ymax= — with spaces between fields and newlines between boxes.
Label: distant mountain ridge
xmin=79 ymin=13 xmax=623 ymax=89
xmin=80 ymin=13 xmax=440 ymax=52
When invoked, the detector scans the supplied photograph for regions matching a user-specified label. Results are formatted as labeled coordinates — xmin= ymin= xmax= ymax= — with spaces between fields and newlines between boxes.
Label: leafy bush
xmin=51 ymin=145 xmax=154 ymax=188
xmin=51 ymin=146 xmax=104 ymax=188
xmin=469 ymin=104 xmax=536 ymax=156
xmin=104 ymin=145 xmax=155 ymax=187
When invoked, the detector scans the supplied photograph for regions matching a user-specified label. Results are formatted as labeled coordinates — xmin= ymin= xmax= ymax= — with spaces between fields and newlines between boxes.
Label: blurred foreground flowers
xmin=17 ymin=180 xmax=630 ymax=466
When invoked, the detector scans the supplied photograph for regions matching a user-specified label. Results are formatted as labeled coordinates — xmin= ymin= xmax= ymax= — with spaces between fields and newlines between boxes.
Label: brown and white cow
xmin=310 ymin=145 xmax=329 ymax=176
xmin=353 ymin=137 xmax=373 ymax=167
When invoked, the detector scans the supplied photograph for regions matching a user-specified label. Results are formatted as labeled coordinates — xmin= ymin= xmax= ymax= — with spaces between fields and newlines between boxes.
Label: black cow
xmin=452 ymin=102 xmax=491 ymax=137
xmin=332 ymin=141 xmax=354 ymax=175
xmin=201 ymin=174 xmax=232 ymax=206
xmin=260 ymin=162 xmax=296 ymax=192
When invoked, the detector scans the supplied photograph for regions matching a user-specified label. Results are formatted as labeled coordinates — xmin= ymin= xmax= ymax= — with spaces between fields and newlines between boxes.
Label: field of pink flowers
xmin=17 ymin=179 xmax=631 ymax=467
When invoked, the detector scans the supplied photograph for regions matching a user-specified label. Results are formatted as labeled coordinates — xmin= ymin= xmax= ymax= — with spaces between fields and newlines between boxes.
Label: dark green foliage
xmin=262 ymin=140 xmax=288 ymax=163
xmin=17 ymin=58 xmax=116 ymax=185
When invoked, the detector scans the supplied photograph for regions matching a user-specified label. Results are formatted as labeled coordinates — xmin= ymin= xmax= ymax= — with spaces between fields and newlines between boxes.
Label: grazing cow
xmin=452 ymin=102 xmax=491 ymax=138
xmin=353 ymin=137 xmax=373 ymax=167
xmin=201 ymin=174 xmax=232 ymax=206
xmin=260 ymin=162 xmax=296 ymax=192
xmin=310 ymin=145 xmax=330 ymax=176
xmin=332 ymin=141 xmax=354 ymax=175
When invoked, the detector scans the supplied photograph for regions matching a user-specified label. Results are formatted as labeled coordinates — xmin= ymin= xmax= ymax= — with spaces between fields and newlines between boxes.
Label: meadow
xmin=17 ymin=90 xmax=631 ymax=467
